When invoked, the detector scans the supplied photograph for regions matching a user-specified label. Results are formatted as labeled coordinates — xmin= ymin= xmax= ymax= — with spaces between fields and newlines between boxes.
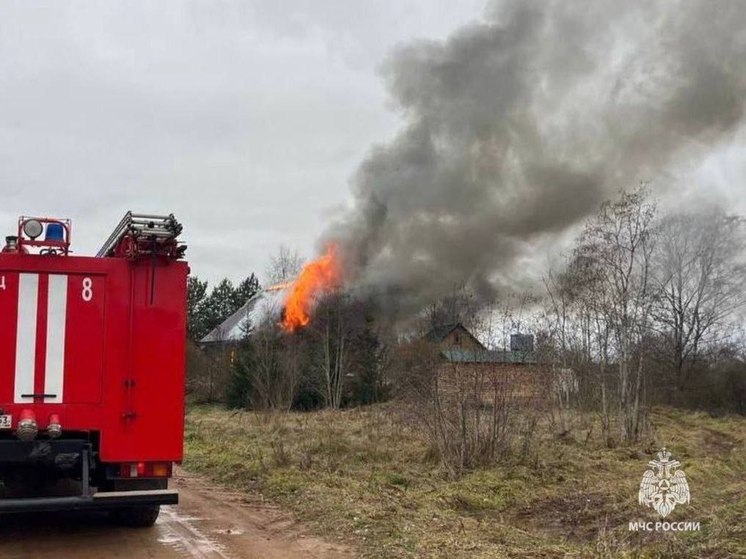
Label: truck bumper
xmin=0 ymin=489 xmax=178 ymax=513
xmin=0 ymin=439 xmax=178 ymax=513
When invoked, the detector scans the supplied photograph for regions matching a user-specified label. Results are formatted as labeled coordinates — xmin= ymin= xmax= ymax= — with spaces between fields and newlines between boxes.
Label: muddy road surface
xmin=0 ymin=469 xmax=352 ymax=559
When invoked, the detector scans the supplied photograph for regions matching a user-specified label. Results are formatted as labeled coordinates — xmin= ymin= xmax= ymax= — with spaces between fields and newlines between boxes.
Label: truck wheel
xmin=113 ymin=505 xmax=161 ymax=527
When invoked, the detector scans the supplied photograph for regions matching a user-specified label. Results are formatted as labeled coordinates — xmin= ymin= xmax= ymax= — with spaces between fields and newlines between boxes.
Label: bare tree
xmin=243 ymin=299 xmax=303 ymax=411
xmin=249 ymin=323 xmax=281 ymax=409
xmin=321 ymin=312 xmax=347 ymax=410
xmin=308 ymin=292 xmax=352 ymax=409
xmin=396 ymin=291 xmax=544 ymax=476
xmin=651 ymin=209 xmax=746 ymax=392
xmin=410 ymin=285 xmax=470 ymax=343
xmin=575 ymin=186 xmax=657 ymax=443
xmin=570 ymin=254 xmax=615 ymax=444
xmin=265 ymin=245 xmax=303 ymax=286
xmin=542 ymin=267 xmax=581 ymax=433
xmin=542 ymin=259 xmax=613 ymax=440
xmin=277 ymin=335 xmax=305 ymax=411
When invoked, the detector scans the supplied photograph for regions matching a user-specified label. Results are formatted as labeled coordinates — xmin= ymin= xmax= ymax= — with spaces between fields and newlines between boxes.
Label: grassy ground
xmin=184 ymin=404 xmax=746 ymax=558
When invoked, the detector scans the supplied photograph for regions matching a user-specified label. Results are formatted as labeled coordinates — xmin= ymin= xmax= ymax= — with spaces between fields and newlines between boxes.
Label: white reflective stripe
xmin=14 ymin=274 xmax=38 ymax=403
xmin=44 ymin=275 xmax=68 ymax=403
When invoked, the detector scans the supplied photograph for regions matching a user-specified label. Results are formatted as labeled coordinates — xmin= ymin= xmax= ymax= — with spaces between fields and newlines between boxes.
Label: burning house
xmin=199 ymin=284 xmax=290 ymax=347
xmin=200 ymin=244 xmax=342 ymax=347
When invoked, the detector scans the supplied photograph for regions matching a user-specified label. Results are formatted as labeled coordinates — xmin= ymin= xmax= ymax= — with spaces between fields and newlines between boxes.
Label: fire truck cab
xmin=0 ymin=213 xmax=187 ymax=527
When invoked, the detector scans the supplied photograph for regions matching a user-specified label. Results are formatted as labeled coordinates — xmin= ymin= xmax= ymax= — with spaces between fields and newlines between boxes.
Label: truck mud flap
xmin=0 ymin=489 xmax=178 ymax=514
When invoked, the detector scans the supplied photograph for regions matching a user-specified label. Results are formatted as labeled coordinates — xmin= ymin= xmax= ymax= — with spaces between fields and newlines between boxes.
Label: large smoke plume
xmin=325 ymin=0 xmax=746 ymax=317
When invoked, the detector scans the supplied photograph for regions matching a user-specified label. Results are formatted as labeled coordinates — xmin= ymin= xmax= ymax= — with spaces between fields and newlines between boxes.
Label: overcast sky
xmin=1 ymin=1 xmax=744 ymax=287
xmin=0 ymin=0 xmax=485 ymax=285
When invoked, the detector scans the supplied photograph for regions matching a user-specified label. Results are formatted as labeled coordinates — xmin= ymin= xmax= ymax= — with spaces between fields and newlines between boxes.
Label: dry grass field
xmin=184 ymin=404 xmax=745 ymax=558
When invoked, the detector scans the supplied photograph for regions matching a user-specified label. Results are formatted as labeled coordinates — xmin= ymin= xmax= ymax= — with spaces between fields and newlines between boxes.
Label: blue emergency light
xmin=45 ymin=222 xmax=65 ymax=242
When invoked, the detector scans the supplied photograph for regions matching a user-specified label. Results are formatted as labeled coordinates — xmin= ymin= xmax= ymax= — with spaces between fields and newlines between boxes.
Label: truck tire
xmin=113 ymin=505 xmax=161 ymax=527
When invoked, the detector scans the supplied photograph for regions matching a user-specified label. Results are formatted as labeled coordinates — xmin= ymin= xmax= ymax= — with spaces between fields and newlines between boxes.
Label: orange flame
xmin=282 ymin=245 xmax=341 ymax=332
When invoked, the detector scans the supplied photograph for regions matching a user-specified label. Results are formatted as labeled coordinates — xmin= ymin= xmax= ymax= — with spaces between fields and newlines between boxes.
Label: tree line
xmin=542 ymin=186 xmax=746 ymax=444
xmin=186 ymin=277 xmax=388 ymax=410
xmin=185 ymin=188 xmax=745 ymax=448
xmin=185 ymin=245 xmax=389 ymax=409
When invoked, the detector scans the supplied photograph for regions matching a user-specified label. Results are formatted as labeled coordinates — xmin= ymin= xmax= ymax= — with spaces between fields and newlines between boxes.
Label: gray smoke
xmin=325 ymin=0 xmax=746 ymax=317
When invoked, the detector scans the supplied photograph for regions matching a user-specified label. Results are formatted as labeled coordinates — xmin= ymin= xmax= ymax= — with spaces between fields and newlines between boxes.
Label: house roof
xmin=200 ymin=285 xmax=289 ymax=344
xmin=425 ymin=322 xmax=459 ymax=342
xmin=424 ymin=322 xmax=486 ymax=349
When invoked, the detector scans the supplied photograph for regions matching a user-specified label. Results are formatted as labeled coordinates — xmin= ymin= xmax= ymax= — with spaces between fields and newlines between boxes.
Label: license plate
xmin=0 ymin=415 xmax=11 ymax=429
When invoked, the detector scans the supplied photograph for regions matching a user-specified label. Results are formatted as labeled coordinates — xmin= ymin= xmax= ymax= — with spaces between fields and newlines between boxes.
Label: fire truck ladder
xmin=96 ymin=212 xmax=183 ymax=258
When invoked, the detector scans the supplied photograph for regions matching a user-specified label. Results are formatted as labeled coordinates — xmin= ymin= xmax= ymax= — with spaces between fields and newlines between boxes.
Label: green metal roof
xmin=441 ymin=348 xmax=536 ymax=364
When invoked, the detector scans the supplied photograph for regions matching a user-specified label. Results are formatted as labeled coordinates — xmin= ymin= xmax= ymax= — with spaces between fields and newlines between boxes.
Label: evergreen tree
xmin=234 ymin=273 xmax=261 ymax=309
xmin=187 ymin=274 xmax=261 ymax=341
xmin=202 ymin=279 xmax=238 ymax=337
xmin=187 ymin=276 xmax=209 ymax=340
xmin=226 ymin=340 xmax=255 ymax=409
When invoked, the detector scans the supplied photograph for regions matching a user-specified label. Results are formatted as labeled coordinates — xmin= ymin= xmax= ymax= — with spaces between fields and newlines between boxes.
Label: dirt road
xmin=0 ymin=469 xmax=352 ymax=559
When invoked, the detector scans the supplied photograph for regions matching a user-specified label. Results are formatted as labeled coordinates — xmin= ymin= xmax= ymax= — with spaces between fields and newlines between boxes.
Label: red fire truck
xmin=0 ymin=213 xmax=187 ymax=526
